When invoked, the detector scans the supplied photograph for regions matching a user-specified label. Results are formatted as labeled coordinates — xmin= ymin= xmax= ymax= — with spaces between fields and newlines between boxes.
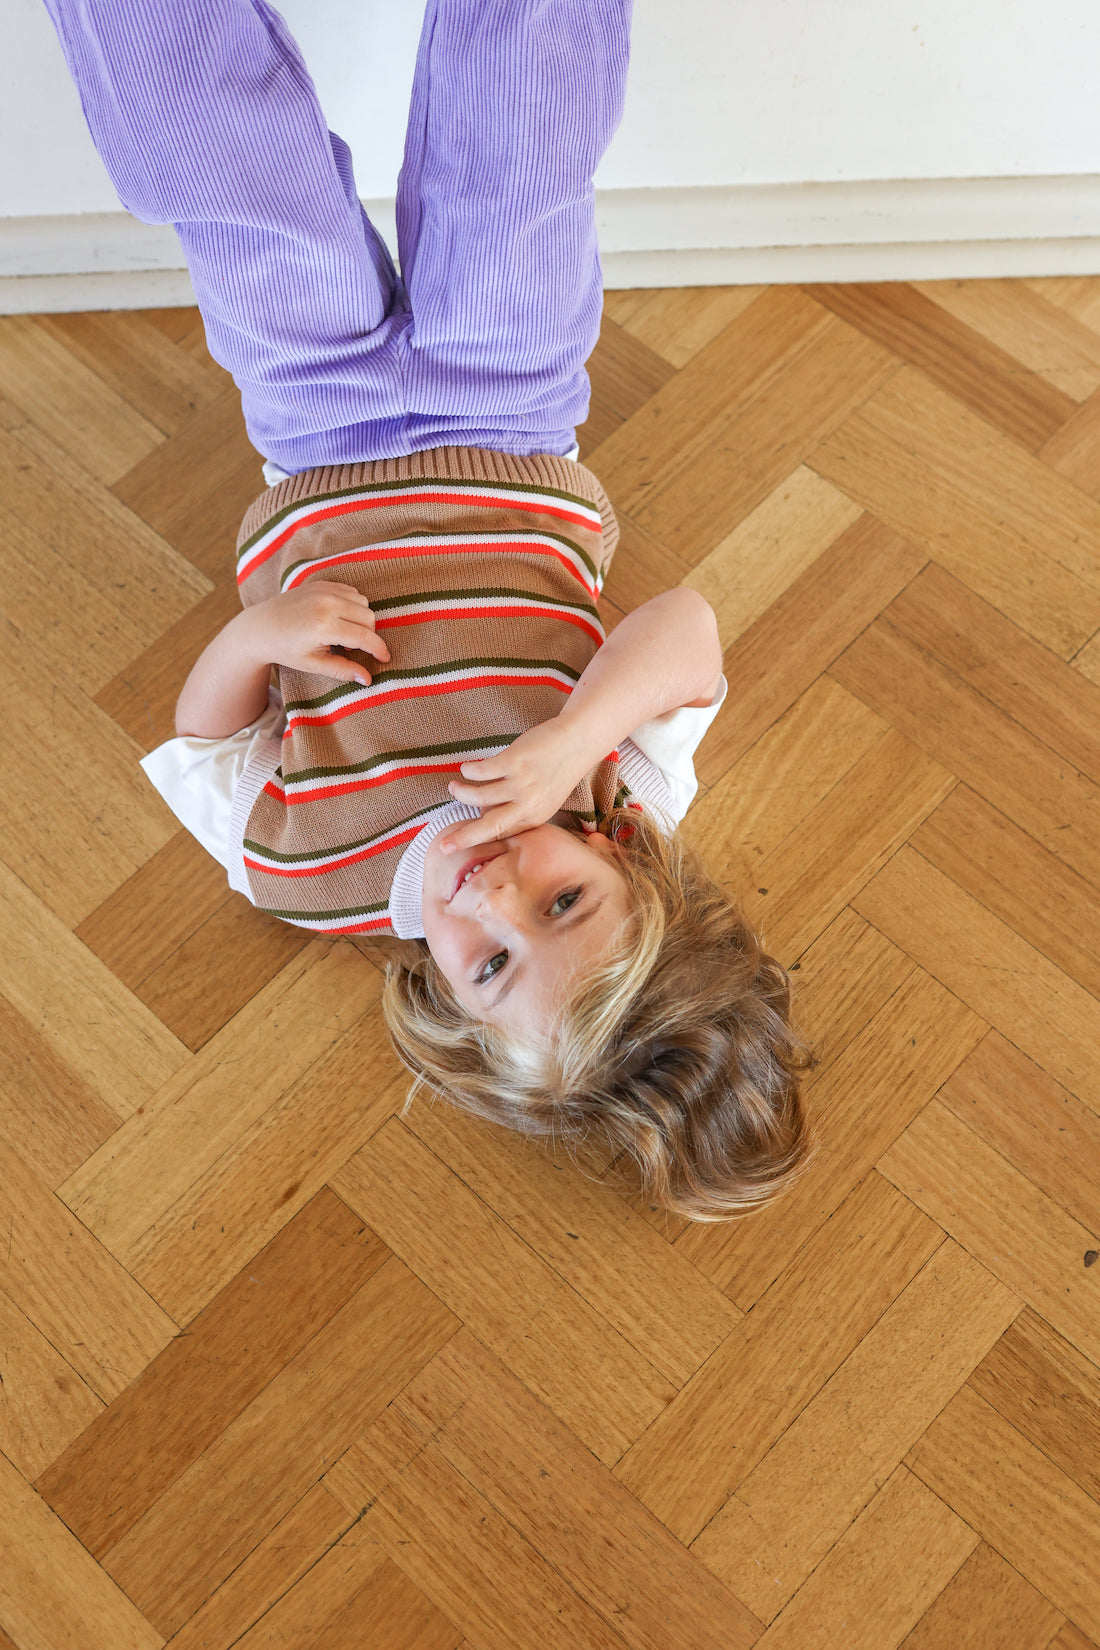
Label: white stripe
xmin=376 ymin=592 xmax=604 ymax=632
xmin=284 ymin=663 xmax=577 ymax=731
xmin=244 ymin=805 xmax=441 ymax=871
xmin=239 ymin=482 xmax=603 ymax=580
xmin=281 ymin=909 xmax=392 ymax=933
xmin=278 ymin=531 xmax=601 ymax=597
xmin=283 ymin=742 xmax=511 ymax=796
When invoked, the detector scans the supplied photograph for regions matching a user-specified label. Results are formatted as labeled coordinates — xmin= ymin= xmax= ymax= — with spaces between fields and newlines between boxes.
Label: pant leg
xmin=43 ymin=0 xmax=413 ymax=469
xmin=394 ymin=0 xmax=633 ymax=457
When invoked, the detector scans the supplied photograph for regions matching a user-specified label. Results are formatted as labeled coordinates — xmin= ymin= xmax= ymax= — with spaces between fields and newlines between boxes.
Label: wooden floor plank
xmin=58 ymin=944 xmax=378 ymax=1258
xmin=73 ymin=828 xmax=242 ymax=992
xmin=690 ymin=1242 xmax=1018 ymax=1623
xmin=392 ymin=1329 xmax=764 ymax=1650
xmin=693 ymin=513 xmax=925 ymax=785
xmin=101 ymin=1256 xmax=457 ymax=1638
xmin=907 ymin=1385 xmax=1100 ymax=1642
xmin=0 ymin=313 xmax=165 ymax=484
xmin=585 ymin=314 xmax=677 ymax=425
xmin=832 ymin=620 xmax=1100 ymax=894
xmin=403 ymin=1097 xmax=740 ymax=1389
xmin=897 ymin=1539 xmax=1063 ymax=1650
xmin=733 ymin=725 xmax=954 ymax=962
xmin=854 ymin=849 xmax=1100 ymax=1113
xmin=622 ymin=314 xmax=897 ymax=562
xmin=0 ymin=1287 xmax=103 ymax=1480
xmin=93 ymin=575 xmax=244 ymax=752
xmin=0 ymin=1452 xmax=162 ymax=1650
xmin=166 ymin=1483 xmax=355 ymax=1650
xmin=35 ymin=310 xmax=226 ymax=434
xmin=227 ymin=1521 xmax=463 ymax=1650
xmin=327 ymin=1429 xmax=641 ymax=1650
xmin=884 ymin=562 xmax=1100 ymax=787
xmin=602 ymin=284 xmax=767 ymax=368
xmin=912 ymin=278 xmax=1100 ymax=401
xmin=939 ymin=1034 xmax=1100 ymax=1236
xmin=753 ymin=1466 xmax=977 ymax=1650
xmin=0 ymin=420 xmax=209 ymax=693
xmin=126 ymin=1013 xmax=408 ymax=1323
xmin=36 ymin=1188 xmax=389 ymax=1559
xmin=881 ymin=1101 xmax=1100 ymax=1365
xmin=810 ymin=374 xmax=1100 ymax=656
xmin=111 ymin=383 xmax=267 ymax=578
xmin=0 ymin=862 xmax=187 ymax=1121
xmin=683 ymin=465 xmax=862 ymax=644
xmin=333 ymin=1119 xmax=675 ymax=1464
xmin=684 ymin=676 xmax=887 ymax=897
xmin=615 ymin=1172 xmax=942 ymax=1542
xmin=133 ymin=892 xmax=314 ymax=1052
xmin=0 ymin=1139 xmax=177 ymax=1405
xmin=806 ymin=282 xmax=1077 ymax=450
xmin=971 ymin=1310 xmax=1100 ymax=1506
xmin=912 ymin=785 xmax=1100 ymax=997
xmin=0 ymin=620 xmax=182 ymax=926
xmin=0 ymin=994 xmax=120 ymax=1187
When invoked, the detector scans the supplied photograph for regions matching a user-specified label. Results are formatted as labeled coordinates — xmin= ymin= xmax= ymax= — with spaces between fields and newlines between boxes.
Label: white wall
xmin=4 ymin=0 xmax=1100 ymax=302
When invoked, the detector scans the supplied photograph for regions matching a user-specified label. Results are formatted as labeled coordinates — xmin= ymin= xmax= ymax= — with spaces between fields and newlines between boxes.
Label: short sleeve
xmin=622 ymin=676 xmax=728 ymax=825
xmin=138 ymin=690 xmax=284 ymax=873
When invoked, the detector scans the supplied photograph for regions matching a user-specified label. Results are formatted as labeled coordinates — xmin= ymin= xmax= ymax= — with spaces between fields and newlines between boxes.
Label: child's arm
xmin=440 ymin=587 xmax=722 ymax=851
xmin=174 ymin=582 xmax=391 ymax=737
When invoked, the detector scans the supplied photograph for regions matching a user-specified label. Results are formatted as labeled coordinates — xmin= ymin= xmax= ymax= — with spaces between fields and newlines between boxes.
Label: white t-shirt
xmin=140 ymin=676 xmax=728 ymax=933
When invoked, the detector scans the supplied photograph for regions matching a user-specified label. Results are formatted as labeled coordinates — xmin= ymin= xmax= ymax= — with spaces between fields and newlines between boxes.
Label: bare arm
xmin=440 ymin=586 xmax=723 ymax=850
xmin=556 ymin=585 xmax=723 ymax=762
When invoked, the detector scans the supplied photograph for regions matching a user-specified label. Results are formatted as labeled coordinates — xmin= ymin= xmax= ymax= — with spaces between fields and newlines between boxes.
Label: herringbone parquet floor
xmin=2 ymin=276 xmax=1099 ymax=1650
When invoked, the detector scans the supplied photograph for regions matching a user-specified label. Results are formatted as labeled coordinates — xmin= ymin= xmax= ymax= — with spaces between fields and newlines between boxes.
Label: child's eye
xmin=476 ymin=950 xmax=509 ymax=985
xmin=551 ymin=886 xmax=583 ymax=916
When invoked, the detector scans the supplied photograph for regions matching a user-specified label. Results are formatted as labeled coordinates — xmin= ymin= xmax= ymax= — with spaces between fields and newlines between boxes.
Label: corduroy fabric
xmin=233 ymin=447 xmax=631 ymax=934
xmin=42 ymin=0 xmax=632 ymax=469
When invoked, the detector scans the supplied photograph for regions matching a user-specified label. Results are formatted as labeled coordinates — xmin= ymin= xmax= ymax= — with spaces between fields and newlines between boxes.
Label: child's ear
xmin=585 ymin=829 xmax=620 ymax=857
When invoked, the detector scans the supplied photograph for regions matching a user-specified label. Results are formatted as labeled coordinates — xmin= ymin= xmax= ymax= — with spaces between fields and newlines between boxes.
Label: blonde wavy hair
xmin=375 ymin=806 xmax=814 ymax=1222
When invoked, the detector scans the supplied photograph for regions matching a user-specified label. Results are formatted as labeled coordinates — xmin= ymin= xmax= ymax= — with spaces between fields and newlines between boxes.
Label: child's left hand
xmin=437 ymin=719 xmax=586 ymax=854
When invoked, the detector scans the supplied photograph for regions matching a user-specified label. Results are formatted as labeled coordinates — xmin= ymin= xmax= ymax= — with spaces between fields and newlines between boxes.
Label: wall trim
xmin=3 ymin=174 xmax=1100 ymax=312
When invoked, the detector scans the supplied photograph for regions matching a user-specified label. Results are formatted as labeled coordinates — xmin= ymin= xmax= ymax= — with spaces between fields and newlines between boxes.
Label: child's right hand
xmin=243 ymin=581 xmax=391 ymax=683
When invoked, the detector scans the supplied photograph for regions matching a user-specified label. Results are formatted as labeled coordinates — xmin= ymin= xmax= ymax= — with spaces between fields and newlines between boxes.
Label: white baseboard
xmin=3 ymin=175 xmax=1100 ymax=312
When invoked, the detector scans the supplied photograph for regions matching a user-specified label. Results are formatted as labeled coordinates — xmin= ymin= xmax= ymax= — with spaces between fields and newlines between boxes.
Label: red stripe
xmin=284 ymin=759 xmax=466 ymax=804
xmin=327 ymin=916 xmax=394 ymax=934
xmin=281 ymin=539 xmax=597 ymax=596
xmin=243 ymin=824 xmax=423 ymax=878
xmin=284 ymin=673 xmax=570 ymax=736
xmin=376 ymin=606 xmax=601 ymax=643
xmin=239 ymin=490 xmax=601 ymax=584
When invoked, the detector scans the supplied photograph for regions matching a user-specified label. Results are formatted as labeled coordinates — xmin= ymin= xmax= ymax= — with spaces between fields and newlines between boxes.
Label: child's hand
xmin=437 ymin=719 xmax=586 ymax=854
xmin=244 ymin=581 xmax=390 ymax=682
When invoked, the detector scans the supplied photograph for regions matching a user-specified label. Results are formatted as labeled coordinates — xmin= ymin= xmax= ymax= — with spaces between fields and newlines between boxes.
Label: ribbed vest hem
xmin=227 ymin=722 xmax=283 ymax=899
xmin=236 ymin=446 xmax=619 ymax=559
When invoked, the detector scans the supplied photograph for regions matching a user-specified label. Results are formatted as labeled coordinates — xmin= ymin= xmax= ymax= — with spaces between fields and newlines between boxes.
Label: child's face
xmin=420 ymin=823 xmax=632 ymax=1035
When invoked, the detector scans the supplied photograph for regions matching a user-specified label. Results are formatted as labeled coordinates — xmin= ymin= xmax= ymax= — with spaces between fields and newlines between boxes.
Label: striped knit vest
xmin=234 ymin=446 xmax=631 ymax=935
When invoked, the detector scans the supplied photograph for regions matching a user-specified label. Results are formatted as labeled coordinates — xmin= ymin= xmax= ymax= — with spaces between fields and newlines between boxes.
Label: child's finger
xmin=318 ymin=651 xmax=371 ymax=685
xmin=330 ymin=622 xmax=389 ymax=663
xmin=438 ymin=808 xmax=516 ymax=854
xmin=458 ymin=754 xmax=507 ymax=780
xmin=448 ymin=777 xmax=512 ymax=806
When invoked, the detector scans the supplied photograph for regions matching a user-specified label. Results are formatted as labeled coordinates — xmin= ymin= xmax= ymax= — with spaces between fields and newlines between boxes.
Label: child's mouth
xmin=448 ymin=849 xmax=505 ymax=903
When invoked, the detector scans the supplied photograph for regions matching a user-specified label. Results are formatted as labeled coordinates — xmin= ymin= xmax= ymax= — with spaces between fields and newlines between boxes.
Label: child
xmin=45 ymin=0 xmax=812 ymax=1219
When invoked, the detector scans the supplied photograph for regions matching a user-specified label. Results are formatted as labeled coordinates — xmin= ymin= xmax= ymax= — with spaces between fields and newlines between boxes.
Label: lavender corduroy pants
xmin=43 ymin=0 xmax=632 ymax=470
